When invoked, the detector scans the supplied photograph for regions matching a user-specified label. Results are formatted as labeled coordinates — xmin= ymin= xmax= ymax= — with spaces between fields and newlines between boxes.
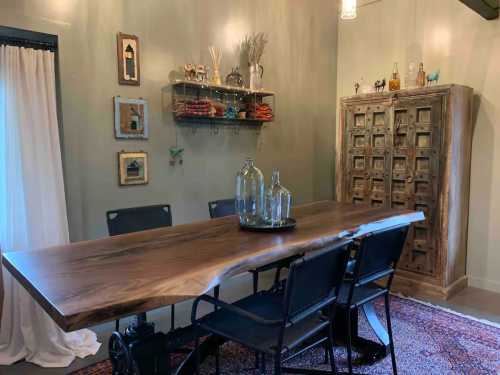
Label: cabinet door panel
xmin=343 ymin=102 xmax=391 ymax=207
xmin=394 ymin=97 xmax=442 ymax=276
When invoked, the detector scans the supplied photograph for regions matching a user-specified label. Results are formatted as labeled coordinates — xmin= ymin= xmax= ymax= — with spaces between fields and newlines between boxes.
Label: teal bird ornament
xmin=169 ymin=146 xmax=184 ymax=165
xmin=426 ymin=70 xmax=440 ymax=86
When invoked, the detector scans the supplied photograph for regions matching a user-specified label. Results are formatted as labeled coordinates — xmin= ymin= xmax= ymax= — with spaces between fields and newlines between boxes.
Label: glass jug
xmin=235 ymin=158 xmax=264 ymax=225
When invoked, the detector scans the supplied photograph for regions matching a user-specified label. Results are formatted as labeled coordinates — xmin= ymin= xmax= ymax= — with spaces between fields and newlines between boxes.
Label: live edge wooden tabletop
xmin=2 ymin=201 xmax=423 ymax=332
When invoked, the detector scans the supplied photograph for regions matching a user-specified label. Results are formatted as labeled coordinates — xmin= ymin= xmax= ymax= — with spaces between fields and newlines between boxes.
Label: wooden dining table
xmin=2 ymin=201 xmax=424 ymax=374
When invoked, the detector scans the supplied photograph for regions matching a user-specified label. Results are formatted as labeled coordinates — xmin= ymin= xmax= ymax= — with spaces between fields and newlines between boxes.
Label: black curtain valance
xmin=0 ymin=26 xmax=57 ymax=52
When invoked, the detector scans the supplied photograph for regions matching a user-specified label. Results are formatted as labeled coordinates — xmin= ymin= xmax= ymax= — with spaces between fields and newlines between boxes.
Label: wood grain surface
xmin=2 ymin=201 xmax=423 ymax=332
xmin=336 ymin=84 xmax=473 ymax=300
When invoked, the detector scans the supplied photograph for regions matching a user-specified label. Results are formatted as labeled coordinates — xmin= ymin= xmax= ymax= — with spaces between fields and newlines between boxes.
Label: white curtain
xmin=0 ymin=45 xmax=100 ymax=367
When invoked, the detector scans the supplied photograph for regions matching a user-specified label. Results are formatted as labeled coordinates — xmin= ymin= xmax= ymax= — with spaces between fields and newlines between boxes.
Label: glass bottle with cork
xmin=389 ymin=62 xmax=401 ymax=91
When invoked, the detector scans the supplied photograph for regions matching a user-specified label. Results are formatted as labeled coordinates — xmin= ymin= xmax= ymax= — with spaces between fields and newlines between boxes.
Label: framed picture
xmin=117 ymin=32 xmax=140 ymax=85
xmin=118 ymin=151 xmax=148 ymax=186
xmin=114 ymin=96 xmax=148 ymax=139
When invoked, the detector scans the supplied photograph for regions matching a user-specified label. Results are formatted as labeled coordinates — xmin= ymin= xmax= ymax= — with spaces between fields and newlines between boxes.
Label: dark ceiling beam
xmin=459 ymin=0 xmax=499 ymax=20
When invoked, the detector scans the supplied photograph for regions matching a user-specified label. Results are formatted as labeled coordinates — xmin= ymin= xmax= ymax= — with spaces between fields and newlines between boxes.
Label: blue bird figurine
xmin=426 ymin=70 xmax=440 ymax=86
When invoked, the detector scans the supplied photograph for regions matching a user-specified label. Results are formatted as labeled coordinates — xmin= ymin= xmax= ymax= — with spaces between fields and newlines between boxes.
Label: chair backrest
xmin=208 ymin=199 xmax=235 ymax=219
xmin=106 ymin=204 xmax=172 ymax=236
xmin=353 ymin=223 xmax=410 ymax=285
xmin=283 ymin=240 xmax=351 ymax=323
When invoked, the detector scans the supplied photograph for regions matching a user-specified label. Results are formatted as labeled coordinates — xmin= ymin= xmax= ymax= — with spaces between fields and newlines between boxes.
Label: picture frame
xmin=113 ymin=96 xmax=148 ymax=139
xmin=117 ymin=32 xmax=140 ymax=86
xmin=118 ymin=151 xmax=148 ymax=186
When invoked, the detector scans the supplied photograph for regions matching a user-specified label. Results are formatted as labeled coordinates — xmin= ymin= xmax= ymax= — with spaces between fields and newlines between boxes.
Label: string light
xmin=341 ymin=0 xmax=357 ymax=20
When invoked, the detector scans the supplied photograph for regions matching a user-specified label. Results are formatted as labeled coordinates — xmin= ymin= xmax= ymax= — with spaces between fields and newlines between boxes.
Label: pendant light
xmin=341 ymin=0 xmax=357 ymax=20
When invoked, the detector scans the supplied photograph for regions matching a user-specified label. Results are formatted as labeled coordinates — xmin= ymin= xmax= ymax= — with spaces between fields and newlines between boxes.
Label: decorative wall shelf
xmin=172 ymin=80 xmax=275 ymax=125
xmin=173 ymin=80 xmax=275 ymax=97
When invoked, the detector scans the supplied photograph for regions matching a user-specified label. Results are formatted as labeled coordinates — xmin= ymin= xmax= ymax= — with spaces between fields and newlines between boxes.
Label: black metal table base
xmin=109 ymin=301 xmax=389 ymax=374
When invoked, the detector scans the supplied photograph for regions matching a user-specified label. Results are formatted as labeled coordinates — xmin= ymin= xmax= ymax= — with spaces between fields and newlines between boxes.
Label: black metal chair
xmin=208 ymin=199 xmax=302 ymax=293
xmin=337 ymin=224 xmax=410 ymax=375
xmin=106 ymin=204 xmax=173 ymax=332
xmin=191 ymin=239 xmax=352 ymax=375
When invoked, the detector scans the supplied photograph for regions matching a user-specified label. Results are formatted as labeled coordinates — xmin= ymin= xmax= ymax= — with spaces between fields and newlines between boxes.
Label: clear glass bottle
xmin=235 ymin=158 xmax=264 ymax=225
xmin=265 ymin=169 xmax=292 ymax=226
xmin=405 ymin=62 xmax=417 ymax=89
xmin=389 ymin=62 xmax=401 ymax=91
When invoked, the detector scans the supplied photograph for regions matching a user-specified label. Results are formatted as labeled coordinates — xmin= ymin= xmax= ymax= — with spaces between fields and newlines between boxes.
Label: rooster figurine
xmin=426 ymin=70 xmax=440 ymax=86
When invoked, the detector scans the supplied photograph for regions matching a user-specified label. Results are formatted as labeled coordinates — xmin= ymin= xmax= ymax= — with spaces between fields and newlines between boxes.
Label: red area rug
xmin=70 ymin=296 xmax=500 ymax=374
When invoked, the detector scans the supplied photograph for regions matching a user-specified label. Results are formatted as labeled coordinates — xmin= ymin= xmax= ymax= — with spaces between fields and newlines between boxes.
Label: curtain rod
xmin=0 ymin=37 xmax=57 ymax=52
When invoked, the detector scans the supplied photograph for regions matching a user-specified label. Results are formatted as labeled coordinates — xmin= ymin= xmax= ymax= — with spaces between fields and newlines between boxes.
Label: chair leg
xmin=346 ymin=310 xmax=354 ymax=375
xmin=328 ymin=321 xmax=338 ymax=375
xmin=115 ymin=319 xmax=119 ymax=332
xmin=274 ymin=267 xmax=282 ymax=285
xmin=213 ymin=283 xmax=221 ymax=374
xmin=384 ymin=294 xmax=398 ymax=375
xmin=166 ymin=352 xmax=172 ymax=375
xmin=260 ymin=353 xmax=266 ymax=374
xmin=215 ymin=342 xmax=220 ymax=375
xmin=252 ymin=273 xmax=260 ymax=371
xmin=323 ymin=342 xmax=329 ymax=364
xmin=214 ymin=285 xmax=220 ymax=300
xmin=170 ymin=304 xmax=175 ymax=332
xmin=253 ymin=271 xmax=259 ymax=294
xmin=274 ymin=353 xmax=282 ymax=375
xmin=194 ymin=332 xmax=200 ymax=375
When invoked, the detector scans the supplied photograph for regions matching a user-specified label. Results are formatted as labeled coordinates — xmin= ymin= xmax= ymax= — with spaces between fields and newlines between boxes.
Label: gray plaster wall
xmin=0 ymin=0 xmax=338 ymax=241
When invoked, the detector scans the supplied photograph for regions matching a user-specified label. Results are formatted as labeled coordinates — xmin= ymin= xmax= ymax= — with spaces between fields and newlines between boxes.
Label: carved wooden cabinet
xmin=336 ymin=85 xmax=473 ymax=299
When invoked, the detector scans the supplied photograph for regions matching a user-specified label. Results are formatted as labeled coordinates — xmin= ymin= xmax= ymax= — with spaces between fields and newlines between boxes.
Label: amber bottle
xmin=389 ymin=63 xmax=401 ymax=91
xmin=416 ymin=62 xmax=426 ymax=88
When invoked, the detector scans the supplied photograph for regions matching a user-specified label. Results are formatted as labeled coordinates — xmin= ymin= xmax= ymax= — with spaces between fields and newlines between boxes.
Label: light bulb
xmin=341 ymin=0 xmax=357 ymax=20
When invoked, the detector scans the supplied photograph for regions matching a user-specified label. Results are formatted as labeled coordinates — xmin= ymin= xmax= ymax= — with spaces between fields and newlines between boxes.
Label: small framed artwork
xmin=114 ymin=96 xmax=148 ymax=139
xmin=118 ymin=151 xmax=148 ymax=186
xmin=117 ymin=32 xmax=140 ymax=85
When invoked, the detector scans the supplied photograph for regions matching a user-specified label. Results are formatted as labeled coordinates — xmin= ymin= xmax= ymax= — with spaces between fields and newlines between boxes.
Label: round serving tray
xmin=240 ymin=218 xmax=297 ymax=232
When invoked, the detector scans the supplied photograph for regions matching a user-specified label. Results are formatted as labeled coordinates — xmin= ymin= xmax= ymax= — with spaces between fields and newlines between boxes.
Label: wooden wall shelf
xmin=172 ymin=80 xmax=275 ymax=97
xmin=172 ymin=80 xmax=275 ymax=125
xmin=174 ymin=115 xmax=272 ymax=125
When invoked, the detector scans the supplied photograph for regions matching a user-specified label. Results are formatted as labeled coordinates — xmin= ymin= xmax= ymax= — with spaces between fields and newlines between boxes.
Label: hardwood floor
xmin=426 ymin=286 xmax=500 ymax=324
xmin=1 ymin=283 xmax=499 ymax=375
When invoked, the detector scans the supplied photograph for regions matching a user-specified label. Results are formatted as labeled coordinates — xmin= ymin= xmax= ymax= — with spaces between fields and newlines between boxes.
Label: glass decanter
xmin=235 ymin=158 xmax=264 ymax=225
xmin=265 ymin=169 xmax=292 ymax=226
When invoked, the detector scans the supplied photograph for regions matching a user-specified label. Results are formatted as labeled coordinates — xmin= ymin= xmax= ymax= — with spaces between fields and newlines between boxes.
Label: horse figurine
xmin=184 ymin=64 xmax=196 ymax=81
xmin=195 ymin=64 xmax=209 ymax=82
xmin=426 ymin=70 xmax=440 ymax=86
xmin=374 ymin=78 xmax=386 ymax=92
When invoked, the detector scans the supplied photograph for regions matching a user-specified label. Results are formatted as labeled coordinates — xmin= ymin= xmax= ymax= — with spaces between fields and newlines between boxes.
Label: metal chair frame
xmin=339 ymin=224 xmax=410 ymax=375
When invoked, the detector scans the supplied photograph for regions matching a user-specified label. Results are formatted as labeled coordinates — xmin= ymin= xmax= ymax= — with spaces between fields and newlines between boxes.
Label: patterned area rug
xmin=70 ymin=296 xmax=500 ymax=375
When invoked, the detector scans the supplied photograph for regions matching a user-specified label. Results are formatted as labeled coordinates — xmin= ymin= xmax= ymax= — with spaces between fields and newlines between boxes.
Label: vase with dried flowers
xmin=208 ymin=46 xmax=222 ymax=85
xmin=240 ymin=33 xmax=268 ymax=90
